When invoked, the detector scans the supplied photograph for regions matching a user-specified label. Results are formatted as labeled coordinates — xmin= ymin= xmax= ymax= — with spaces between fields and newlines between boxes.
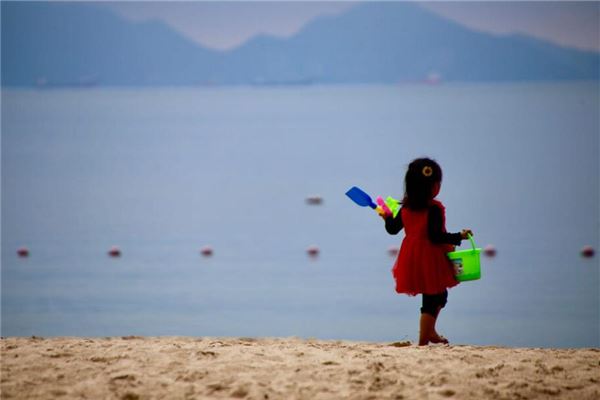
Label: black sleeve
xmin=428 ymin=205 xmax=462 ymax=245
xmin=384 ymin=211 xmax=403 ymax=235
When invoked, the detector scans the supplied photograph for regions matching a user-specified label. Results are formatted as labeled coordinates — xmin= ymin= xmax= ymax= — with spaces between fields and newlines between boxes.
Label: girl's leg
xmin=420 ymin=291 xmax=449 ymax=345
xmin=429 ymin=306 xmax=449 ymax=344
xmin=419 ymin=294 xmax=437 ymax=345
xmin=419 ymin=312 xmax=436 ymax=345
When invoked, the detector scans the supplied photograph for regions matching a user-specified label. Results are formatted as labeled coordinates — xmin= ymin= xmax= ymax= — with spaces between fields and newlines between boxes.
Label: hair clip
xmin=422 ymin=166 xmax=433 ymax=177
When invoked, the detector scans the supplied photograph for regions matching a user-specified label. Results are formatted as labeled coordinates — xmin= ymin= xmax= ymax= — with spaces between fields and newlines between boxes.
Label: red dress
xmin=392 ymin=200 xmax=458 ymax=296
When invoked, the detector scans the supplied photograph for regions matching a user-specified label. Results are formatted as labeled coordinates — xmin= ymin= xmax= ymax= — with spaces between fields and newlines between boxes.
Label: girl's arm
xmin=428 ymin=205 xmax=462 ymax=245
xmin=384 ymin=211 xmax=403 ymax=235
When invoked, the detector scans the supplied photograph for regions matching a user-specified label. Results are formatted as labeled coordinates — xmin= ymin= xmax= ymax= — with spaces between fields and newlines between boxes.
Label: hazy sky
xmin=103 ymin=1 xmax=600 ymax=51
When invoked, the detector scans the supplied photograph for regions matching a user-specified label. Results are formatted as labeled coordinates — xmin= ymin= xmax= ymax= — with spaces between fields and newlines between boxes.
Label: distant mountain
xmin=1 ymin=2 xmax=222 ymax=86
xmin=2 ymin=1 xmax=598 ymax=87
xmin=221 ymin=2 xmax=600 ymax=84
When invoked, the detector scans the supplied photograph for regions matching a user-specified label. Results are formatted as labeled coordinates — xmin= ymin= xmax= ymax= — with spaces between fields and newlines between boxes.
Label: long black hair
xmin=402 ymin=157 xmax=443 ymax=210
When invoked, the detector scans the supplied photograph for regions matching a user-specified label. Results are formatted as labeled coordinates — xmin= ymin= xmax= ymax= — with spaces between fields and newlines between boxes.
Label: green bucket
xmin=447 ymin=234 xmax=481 ymax=282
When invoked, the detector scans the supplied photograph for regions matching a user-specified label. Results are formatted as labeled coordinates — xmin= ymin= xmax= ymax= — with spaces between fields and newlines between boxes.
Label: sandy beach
xmin=1 ymin=336 xmax=598 ymax=400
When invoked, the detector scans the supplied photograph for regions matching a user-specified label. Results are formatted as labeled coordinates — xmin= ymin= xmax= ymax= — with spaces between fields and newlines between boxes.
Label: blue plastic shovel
xmin=345 ymin=186 xmax=377 ymax=209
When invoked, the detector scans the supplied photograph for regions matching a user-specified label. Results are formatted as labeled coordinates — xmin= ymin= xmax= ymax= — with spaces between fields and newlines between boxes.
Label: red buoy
xmin=108 ymin=246 xmax=121 ymax=257
xmin=17 ymin=247 xmax=29 ymax=257
xmin=200 ymin=246 xmax=214 ymax=257
xmin=484 ymin=245 xmax=497 ymax=257
xmin=581 ymin=245 xmax=595 ymax=258
xmin=305 ymin=195 xmax=323 ymax=205
xmin=306 ymin=245 xmax=320 ymax=257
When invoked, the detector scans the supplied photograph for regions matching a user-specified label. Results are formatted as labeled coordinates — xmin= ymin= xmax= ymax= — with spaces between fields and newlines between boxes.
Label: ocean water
xmin=2 ymin=82 xmax=598 ymax=348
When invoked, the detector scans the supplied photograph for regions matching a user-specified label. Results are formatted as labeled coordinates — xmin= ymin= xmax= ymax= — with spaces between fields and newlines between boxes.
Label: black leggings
xmin=421 ymin=290 xmax=448 ymax=317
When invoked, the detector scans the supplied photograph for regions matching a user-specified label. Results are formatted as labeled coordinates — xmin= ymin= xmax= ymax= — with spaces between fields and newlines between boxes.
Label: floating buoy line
xmin=11 ymin=244 xmax=597 ymax=260
xmin=11 ymin=190 xmax=595 ymax=263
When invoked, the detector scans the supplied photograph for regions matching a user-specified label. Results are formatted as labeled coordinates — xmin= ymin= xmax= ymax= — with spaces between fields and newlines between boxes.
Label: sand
xmin=1 ymin=336 xmax=599 ymax=400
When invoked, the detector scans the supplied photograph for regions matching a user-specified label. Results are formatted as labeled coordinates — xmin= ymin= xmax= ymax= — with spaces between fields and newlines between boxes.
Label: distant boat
xmin=252 ymin=77 xmax=316 ymax=86
xmin=77 ymin=75 xmax=99 ymax=87
xmin=35 ymin=77 xmax=48 ymax=87
xmin=34 ymin=75 xmax=99 ymax=89
xmin=424 ymin=72 xmax=442 ymax=85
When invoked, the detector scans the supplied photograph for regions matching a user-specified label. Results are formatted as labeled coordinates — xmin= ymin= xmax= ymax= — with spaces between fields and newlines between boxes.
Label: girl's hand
xmin=461 ymin=229 xmax=473 ymax=239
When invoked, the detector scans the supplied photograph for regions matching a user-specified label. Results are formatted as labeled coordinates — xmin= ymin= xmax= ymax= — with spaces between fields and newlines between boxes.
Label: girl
xmin=384 ymin=158 xmax=472 ymax=346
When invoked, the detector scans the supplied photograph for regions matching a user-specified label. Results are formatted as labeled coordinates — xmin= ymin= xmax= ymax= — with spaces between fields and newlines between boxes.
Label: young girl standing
xmin=384 ymin=158 xmax=472 ymax=346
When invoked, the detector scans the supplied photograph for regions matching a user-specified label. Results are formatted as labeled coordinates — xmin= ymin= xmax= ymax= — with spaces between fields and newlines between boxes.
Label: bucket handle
xmin=467 ymin=234 xmax=477 ymax=252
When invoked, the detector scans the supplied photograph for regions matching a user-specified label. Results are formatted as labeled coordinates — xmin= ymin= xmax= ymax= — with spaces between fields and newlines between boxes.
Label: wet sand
xmin=1 ymin=336 xmax=599 ymax=399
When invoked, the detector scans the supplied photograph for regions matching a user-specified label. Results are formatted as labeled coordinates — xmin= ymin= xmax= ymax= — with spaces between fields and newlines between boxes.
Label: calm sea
xmin=2 ymin=83 xmax=598 ymax=347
